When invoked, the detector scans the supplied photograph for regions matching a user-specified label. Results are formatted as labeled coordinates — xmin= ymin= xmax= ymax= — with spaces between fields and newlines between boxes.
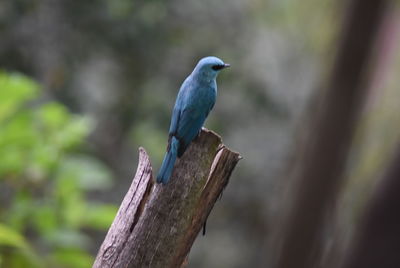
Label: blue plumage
xmin=157 ymin=56 xmax=230 ymax=184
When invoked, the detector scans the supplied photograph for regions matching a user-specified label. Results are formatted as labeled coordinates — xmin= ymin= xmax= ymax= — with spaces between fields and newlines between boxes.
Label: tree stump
xmin=93 ymin=128 xmax=241 ymax=268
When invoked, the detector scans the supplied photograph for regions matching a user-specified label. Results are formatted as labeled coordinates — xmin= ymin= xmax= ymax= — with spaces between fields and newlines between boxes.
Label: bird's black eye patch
xmin=212 ymin=64 xmax=225 ymax=71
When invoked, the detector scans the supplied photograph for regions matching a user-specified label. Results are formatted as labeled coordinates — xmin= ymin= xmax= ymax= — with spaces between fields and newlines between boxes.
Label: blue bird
xmin=156 ymin=56 xmax=230 ymax=184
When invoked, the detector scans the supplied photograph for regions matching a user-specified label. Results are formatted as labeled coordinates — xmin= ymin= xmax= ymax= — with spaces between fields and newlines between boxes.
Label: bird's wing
xmin=205 ymin=101 xmax=215 ymax=118
xmin=168 ymin=105 xmax=181 ymax=136
xmin=175 ymin=107 xmax=207 ymax=157
xmin=168 ymin=77 xmax=192 ymax=136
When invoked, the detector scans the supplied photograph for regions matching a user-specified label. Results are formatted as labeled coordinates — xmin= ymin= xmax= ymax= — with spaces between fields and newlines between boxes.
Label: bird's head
xmin=193 ymin=56 xmax=230 ymax=80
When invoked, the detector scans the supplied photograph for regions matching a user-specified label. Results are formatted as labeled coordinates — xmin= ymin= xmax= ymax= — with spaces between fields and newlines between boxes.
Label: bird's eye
xmin=212 ymin=65 xmax=224 ymax=71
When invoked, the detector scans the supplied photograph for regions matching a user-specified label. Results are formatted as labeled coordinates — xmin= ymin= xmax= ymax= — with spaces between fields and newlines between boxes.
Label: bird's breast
xmin=192 ymin=85 xmax=216 ymax=108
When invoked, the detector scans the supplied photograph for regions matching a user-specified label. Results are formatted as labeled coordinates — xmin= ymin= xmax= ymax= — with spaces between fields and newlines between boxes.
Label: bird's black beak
xmin=212 ymin=63 xmax=231 ymax=71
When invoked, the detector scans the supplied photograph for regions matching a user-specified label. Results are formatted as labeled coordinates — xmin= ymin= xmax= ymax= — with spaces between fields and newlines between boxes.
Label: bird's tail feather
xmin=157 ymin=137 xmax=179 ymax=184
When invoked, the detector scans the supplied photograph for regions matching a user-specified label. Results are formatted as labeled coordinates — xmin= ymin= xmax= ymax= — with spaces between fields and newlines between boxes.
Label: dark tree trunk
xmin=275 ymin=0 xmax=391 ymax=267
xmin=341 ymin=144 xmax=400 ymax=268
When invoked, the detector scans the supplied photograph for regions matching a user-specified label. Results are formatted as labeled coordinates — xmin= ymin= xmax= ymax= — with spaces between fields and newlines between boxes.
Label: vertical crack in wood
xmin=170 ymin=147 xmax=241 ymax=267
xmin=130 ymin=179 xmax=154 ymax=233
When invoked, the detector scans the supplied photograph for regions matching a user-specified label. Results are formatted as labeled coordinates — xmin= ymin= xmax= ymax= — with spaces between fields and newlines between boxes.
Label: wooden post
xmin=93 ymin=129 xmax=241 ymax=268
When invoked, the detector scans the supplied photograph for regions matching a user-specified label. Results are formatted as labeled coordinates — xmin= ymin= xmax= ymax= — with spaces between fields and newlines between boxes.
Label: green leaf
xmin=35 ymin=102 xmax=91 ymax=150
xmin=46 ymin=229 xmax=90 ymax=249
xmin=53 ymin=175 xmax=86 ymax=228
xmin=0 ymin=71 xmax=39 ymax=121
xmin=32 ymin=205 xmax=58 ymax=235
xmin=51 ymin=248 xmax=93 ymax=268
xmin=0 ymin=71 xmax=115 ymax=267
xmin=57 ymin=116 xmax=91 ymax=149
xmin=57 ymin=155 xmax=113 ymax=191
xmin=0 ymin=223 xmax=42 ymax=267
xmin=83 ymin=203 xmax=118 ymax=230
xmin=36 ymin=102 xmax=70 ymax=130
xmin=0 ymin=223 xmax=29 ymax=249
xmin=6 ymin=191 xmax=33 ymax=232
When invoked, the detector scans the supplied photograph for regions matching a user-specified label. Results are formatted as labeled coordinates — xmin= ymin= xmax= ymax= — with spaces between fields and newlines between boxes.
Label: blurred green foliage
xmin=0 ymin=0 xmax=399 ymax=266
xmin=0 ymin=72 xmax=117 ymax=268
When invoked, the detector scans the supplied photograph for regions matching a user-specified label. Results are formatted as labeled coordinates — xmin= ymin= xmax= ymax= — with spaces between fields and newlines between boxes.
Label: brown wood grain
xmin=93 ymin=129 xmax=241 ymax=268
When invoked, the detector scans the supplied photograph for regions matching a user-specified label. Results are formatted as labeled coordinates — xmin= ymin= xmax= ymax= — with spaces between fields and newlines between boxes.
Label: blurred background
xmin=1 ymin=0 xmax=400 ymax=267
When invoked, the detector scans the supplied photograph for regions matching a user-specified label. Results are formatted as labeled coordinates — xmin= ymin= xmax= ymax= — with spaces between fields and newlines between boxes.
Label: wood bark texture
xmin=93 ymin=128 xmax=241 ymax=268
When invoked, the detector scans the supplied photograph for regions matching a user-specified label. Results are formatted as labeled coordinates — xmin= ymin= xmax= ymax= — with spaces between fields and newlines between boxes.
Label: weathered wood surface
xmin=93 ymin=129 xmax=241 ymax=268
